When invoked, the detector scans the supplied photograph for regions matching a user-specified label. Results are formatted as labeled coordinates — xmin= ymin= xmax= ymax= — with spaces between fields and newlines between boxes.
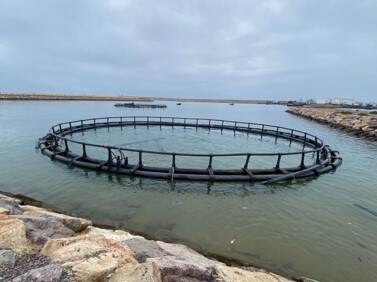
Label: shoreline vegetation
xmin=287 ymin=107 xmax=377 ymax=141
xmin=0 ymin=191 xmax=299 ymax=282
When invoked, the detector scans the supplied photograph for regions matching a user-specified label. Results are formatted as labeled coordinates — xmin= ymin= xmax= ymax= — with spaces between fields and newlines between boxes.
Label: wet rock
xmin=296 ymin=277 xmax=320 ymax=282
xmin=214 ymin=265 xmax=292 ymax=282
xmin=83 ymin=226 xmax=140 ymax=242
xmin=21 ymin=205 xmax=92 ymax=232
xmin=42 ymin=234 xmax=137 ymax=282
xmin=0 ymin=197 xmax=22 ymax=215
xmin=125 ymin=237 xmax=168 ymax=262
xmin=13 ymin=214 xmax=75 ymax=245
xmin=0 ymin=215 xmax=32 ymax=253
xmin=109 ymin=262 xmax=162 ymax=282
xmin=12 ymin=263 xmax=64 ymax=282
xmin=0 ymin=248 xmax=17 ymax=268
xmin=0 ymin=194 xmax=22 ymax=206
xmin=146 ymin=241 xmax=222 ymax=281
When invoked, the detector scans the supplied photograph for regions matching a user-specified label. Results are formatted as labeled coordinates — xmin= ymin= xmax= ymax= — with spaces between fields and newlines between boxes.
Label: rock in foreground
xmin=0 ymin=192 xmax=293 ymax=281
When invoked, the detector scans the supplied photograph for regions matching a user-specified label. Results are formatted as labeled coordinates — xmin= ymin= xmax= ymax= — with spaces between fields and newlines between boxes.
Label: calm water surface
xmin=1 ymin=101 xmax=377 ymax=282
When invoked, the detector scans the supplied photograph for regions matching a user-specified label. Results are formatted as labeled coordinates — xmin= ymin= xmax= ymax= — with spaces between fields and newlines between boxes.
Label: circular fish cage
xmin=38 ymin=116 xmax=342 ymax=183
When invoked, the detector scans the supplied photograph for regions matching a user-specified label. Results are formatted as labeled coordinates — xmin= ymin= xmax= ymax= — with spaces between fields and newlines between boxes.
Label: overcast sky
xmin=0 ymin=1 xmax=376 ymax=101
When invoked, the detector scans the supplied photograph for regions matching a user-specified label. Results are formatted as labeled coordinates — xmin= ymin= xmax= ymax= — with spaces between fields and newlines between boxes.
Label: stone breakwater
xmin=0 ymin=193 xmax=294 ymax=282
xmin=287 ymin=107 xmax=377 ymax=140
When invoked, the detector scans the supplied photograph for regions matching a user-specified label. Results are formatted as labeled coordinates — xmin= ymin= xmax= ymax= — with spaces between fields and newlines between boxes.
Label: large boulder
xmin=125 ymin=237 xmax=168 ymax=262
xmin=12 ymin=263 xmax=64 ymax=282
xmin=109 ymin=262 xmax=162 ymax=282
xmin=214 ymin=265 xmax=292 ymax=282
xmin=0 ymin=215 xmax=32 ymax=253
xmin=146 ymin=241 xmax=223 ymax=281
xmin=42 ymin=234 xmax=137 ymax=282
xmin=13 ymin=214 xmax=75 ymax=245
xmin=147 ymin=255 xmax=213 ymax=282
xmin=21 ymin=205 xmax=92 ymax=232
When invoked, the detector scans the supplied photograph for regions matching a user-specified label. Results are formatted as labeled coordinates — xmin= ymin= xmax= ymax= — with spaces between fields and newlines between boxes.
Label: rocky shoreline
xmin=287 ymin=107 xmax=377 ymax=141
xmin=0 ymin=192 xmax=297 ymax=282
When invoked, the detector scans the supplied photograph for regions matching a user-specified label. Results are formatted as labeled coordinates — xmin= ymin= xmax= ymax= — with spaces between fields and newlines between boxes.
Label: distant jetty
xmin=287 ymin=107 xmax=377 ymax=140
xmin=0 ymin=92 xmax=289 ymax=105
xmin=114 ymin=102 xmax=167 ymax=108
xmin=0 ymin=93 xmax=154 ymax=102
xmin=0 ymin=93 xmax=153 ymax=102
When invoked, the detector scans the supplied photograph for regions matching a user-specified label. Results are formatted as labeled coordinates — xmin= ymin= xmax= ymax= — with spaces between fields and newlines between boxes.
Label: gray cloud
xmin=0 ymin=0 xmax=376 ymax=101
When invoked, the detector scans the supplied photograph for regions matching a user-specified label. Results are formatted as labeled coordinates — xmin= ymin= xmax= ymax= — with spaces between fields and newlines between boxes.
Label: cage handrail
xmin=48 ymin=116 xmax=325 ymax=158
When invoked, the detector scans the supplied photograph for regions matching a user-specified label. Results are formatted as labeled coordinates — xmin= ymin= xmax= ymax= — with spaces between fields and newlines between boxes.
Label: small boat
xmin=176 ymin=102 xmax=182 ymax=105
xmin=229 ymin=103 xmax=234 ymax=106
xmin=114 ymin=103 xmax=167 ymax=108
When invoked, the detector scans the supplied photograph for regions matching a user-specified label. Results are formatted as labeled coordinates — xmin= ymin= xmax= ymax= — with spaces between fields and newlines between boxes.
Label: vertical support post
xmin=208 ymin=155 xmax=213 ymax=169
xmin=172 ymin=154 xmax=176 ymax=168
xmin=261 ymin=125 xmax=264 ymax=140
xmin=275 ymin=127 xmax=279 ymax=143
xmin=59 ymin=124 xmax=62 ymax=132
xmin=196 ymin=118 xmax=198 ymax=131
xmin=300 ymin=152 xmax=305 ymax=168
xmin=134 ymin=116 xmax=136 ymax=129
xmin=82 ymin=144 xmax=87 ymax=158
xmin=54 ymin=136 xmax=59 ymax=147
xmin=80 ymin=120 xmax=83 ymax=128
xmin=69 ymin=122 xmax=72 ymax=131
xmin=107 ymin=148 xmax=112 ymax=167
xmin=184 ymin=118 xmax=186 ymax=129
xmin=289 ymin=129 xmax=293 ymax=146
xmin=64 ymin=139 xmax=69 ymax=153
xmin=303 ymin=133 xmax=307 ymax=150
xmin=275 ymin=154 xmax=282 ymax=169
xmin=244 ymin=154 xmax=251 ymax=169
xmin=116 ymin=156 xmax=121 ymax=170
xmin=172 ymin=117 xmax=174 ymax=129
xmin=147 ymin=116 xmax=149 ymax=129
xmin=316 ymin=150 xmax=321 ymax=164
xmin=221 ymin=120 xmax=224 ymax=134
xmin=159 ymin=117 xmax=162 ymax=130
xmin=247 ymin=123 xmax=250 ymax=136
xmin=138 ymin=151 xmax=143 ymax=167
